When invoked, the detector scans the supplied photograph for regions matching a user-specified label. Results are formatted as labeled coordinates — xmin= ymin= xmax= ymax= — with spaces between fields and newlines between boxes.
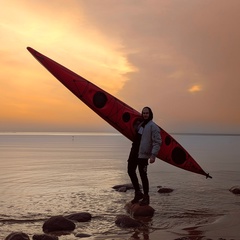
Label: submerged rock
xmin=75 ymin=233 xmax=92 ymax=238
xmin=158 ymin=187 xmax=174 ymax=193
xmin=229 ymin=186 xmax=240 ymax=195
xmin=125 ymin=202 xmax=155 ymax=217
xmin=115 ymin=215 xmax=142 ymax=228
xmin=65 ymin=212 xmax=92 ymax=222
xmin=5 ymin=232 xmax=30 ymax=240
xmin=33 ymin=234 xmax=58 ymax=240
xmin=42 ymin=215 xmax=75 ymax=233
xmin=112 ymin=183 xmax=142 ymax=192
xmin=117 ymin=186 xmax=127 ymax=192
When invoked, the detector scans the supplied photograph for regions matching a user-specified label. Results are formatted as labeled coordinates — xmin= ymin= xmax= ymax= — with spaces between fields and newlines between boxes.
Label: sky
xmin=1 ymin=0 xmax=240 ymax=133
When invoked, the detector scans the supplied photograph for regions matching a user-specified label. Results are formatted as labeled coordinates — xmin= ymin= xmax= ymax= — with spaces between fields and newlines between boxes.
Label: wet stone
xmin=112 ymin=183 xmax=135 ymax=191
xmin=75 ymin=233 xmax=92 ymax=238
xmin=125 ymin=202 xmax=155 ymax=217
xmin=65 ymin=212 xmax=92 ymax=222
xmin=5 ymin=232 xmax=30 ymax=240
xmin=158 ymin=187 xmax=174 ymax=193
xmin=33 ymin=234 xmax=58 ymax=240
xmin=117 ymin=186 xmax=127 ymax=192
xmin=112 ymin=183 xmax=143 ymax=192
xmin=229 ymin=186 xmax=240 ymax=195
xmin=42 ymin=215 xmax=75 ymax=234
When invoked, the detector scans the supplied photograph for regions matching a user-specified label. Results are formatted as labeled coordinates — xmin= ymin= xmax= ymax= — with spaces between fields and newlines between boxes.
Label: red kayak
xmin=27 ymin=47 xmax=211 ymax=178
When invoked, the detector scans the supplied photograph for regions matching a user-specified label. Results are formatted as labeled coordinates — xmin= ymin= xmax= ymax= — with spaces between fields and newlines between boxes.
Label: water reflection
xmin=130 ymin=229 xmax=150 ymax=240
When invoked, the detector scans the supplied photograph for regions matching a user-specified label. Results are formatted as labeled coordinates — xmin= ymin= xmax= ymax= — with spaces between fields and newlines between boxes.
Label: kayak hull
xmin=27 ymin=47 xmax=211 ymax=178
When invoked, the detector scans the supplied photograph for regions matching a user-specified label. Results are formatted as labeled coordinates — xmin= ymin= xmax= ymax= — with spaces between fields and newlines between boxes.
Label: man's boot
xmin=131 ymin=191 xmax=144 ymax=204
xmin=139 ymin=194 xmax=149 ymax=206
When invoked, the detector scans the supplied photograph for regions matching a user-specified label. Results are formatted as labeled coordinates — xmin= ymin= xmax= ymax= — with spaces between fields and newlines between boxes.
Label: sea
xmin=0 ymin=132 xmax=240 ymax=239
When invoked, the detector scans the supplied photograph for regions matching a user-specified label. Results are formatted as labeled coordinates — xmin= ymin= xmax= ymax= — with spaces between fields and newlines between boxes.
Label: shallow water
xmin=0 ymin=132 xmax=240 ymax=239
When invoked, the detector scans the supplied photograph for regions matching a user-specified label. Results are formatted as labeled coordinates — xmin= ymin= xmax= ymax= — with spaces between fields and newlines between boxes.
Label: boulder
xmin=5 ymin=232 xmax=30 ymax=240
xmin=33 ymin=234 xmax=58 ymax=240
xmin=42 ymin=215 xmax=75 ymax=233
xmin=65 ymin=212 xmax=92 ymax=222
xmin=125 ymin=202 xmax=155 ymax=217
xmin=229 ymin=186 xmax=240 ymax=195
xmin=115 ymin=215 xmax=142 ymax=228
xmin=158 ymin=187 xmax=174 ymax=193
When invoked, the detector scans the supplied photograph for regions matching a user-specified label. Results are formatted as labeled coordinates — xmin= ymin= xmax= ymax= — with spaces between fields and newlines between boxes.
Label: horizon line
xmin=0 ymin=131 xmax=240 ymax=136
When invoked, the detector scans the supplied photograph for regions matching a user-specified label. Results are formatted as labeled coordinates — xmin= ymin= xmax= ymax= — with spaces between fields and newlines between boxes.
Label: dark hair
xmin=142 ymin=106 xmax=153 ymax=121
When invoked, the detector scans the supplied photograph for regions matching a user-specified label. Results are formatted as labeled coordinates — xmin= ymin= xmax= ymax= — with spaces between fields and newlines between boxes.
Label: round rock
xmin=125 ymin=202 xmax=155 ymax=217
xmin=5 ymin=232 xmax=30 ymax=240
xmin=65 ymin=212 xmax=92 ymax=222
xmin=42 ymin=215 xmax=75 ymax=233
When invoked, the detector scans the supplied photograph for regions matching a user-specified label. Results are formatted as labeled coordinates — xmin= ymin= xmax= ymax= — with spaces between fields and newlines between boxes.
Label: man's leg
xmin=128 ymin=158 xmax=143 ymax=203
xmin=138 ymin=158 xmax=150 ymax=205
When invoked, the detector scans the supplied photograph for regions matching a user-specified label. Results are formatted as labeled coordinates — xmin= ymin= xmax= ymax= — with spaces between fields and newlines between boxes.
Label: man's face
xmin=142 ymin=108 xmax=150 ymax=120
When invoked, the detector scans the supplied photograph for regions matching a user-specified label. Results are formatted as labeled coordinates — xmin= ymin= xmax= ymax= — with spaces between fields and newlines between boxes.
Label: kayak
xmin=27 ymin=47 xmax=211 ymax=178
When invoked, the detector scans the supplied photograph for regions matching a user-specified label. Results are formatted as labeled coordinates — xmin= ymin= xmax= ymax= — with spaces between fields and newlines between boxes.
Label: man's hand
xmin=149 ymin=155 xmax=156 ymax=164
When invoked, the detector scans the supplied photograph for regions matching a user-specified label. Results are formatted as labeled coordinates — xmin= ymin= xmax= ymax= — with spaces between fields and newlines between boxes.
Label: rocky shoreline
xmin=4 ymin=206 xmax=154 ymax=240
xmin=4 ymin=184 xmax=240 ymax=240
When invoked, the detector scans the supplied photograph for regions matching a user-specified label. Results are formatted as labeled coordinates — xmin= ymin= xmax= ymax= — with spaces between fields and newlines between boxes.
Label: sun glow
xmin=0 ymin=1 xmax=137 ymax=131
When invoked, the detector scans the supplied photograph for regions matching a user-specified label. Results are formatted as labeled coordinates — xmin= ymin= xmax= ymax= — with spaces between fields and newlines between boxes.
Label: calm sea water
xmin=0 ymin=132 xmax=240 ymax=239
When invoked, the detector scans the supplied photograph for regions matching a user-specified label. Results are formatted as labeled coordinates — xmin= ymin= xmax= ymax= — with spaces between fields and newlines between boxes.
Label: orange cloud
xmin=188 ymin=85 xmax=202 ymax=93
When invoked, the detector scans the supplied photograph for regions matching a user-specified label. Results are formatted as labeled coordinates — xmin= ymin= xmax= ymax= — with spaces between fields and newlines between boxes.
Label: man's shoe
xmin=131 ymin=191 xmax=144 ymax=204
xmin=139 ymin=194 xmax=149 ymax=206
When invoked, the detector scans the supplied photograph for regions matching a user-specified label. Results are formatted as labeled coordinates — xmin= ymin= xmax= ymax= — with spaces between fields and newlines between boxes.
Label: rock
xmin=65 ymin=212 xmax=92 ymax=222
xmin=125 ymin=202 xmax=155 ymax=217
xmin=115 ymin=215 xmax=142 ymax=228
xmin=158 ymin=187 xmax=174 ymax=193
xmin=42 ymin=215 xmax=75 ymax=233
xmin=229 ymin=186 xmax=240 ymax=195
xmin=5 ymin=232 xmax=30 ymax=240
xmin=75 ymin=233 xmax=92 ymax=238
xmin=112 ymin=183 xmax=141 ymax=191
xmin=117 ymin=186 xmax=127 ymax=192
xmin=33 ymin=234 xmax=58 ymax=240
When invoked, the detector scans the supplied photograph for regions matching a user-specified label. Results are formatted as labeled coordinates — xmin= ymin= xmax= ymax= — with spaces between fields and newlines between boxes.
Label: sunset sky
xmin=1 ymin=0 xmax=240 ymax=133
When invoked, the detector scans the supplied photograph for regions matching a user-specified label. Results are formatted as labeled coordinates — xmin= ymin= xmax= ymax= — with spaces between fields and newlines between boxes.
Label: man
xmin=128 ymin=107 xmax=162 ymax=205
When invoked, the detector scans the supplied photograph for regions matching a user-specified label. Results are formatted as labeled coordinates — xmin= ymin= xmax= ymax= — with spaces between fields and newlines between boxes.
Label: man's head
xmin=142 ymin=107 xmax=153 ymax=121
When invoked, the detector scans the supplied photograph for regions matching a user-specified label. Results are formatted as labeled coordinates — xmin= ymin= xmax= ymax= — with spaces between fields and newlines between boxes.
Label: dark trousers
xmin=128 ymin=157 xmax=149 ymax=195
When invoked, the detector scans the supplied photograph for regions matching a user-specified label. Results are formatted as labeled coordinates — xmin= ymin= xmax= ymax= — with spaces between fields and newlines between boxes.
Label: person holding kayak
xmin=127 ymin=106 xmax=162 ymax=205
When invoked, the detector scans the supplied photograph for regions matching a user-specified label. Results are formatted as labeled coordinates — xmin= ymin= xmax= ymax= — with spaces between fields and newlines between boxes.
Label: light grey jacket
xmin=138 ymin=120 xmax=162 ymax=159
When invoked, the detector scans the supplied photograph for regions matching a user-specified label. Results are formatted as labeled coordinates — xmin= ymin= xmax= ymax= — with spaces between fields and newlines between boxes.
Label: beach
xmin=0 ymin=132 xmax=239 ymax=240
